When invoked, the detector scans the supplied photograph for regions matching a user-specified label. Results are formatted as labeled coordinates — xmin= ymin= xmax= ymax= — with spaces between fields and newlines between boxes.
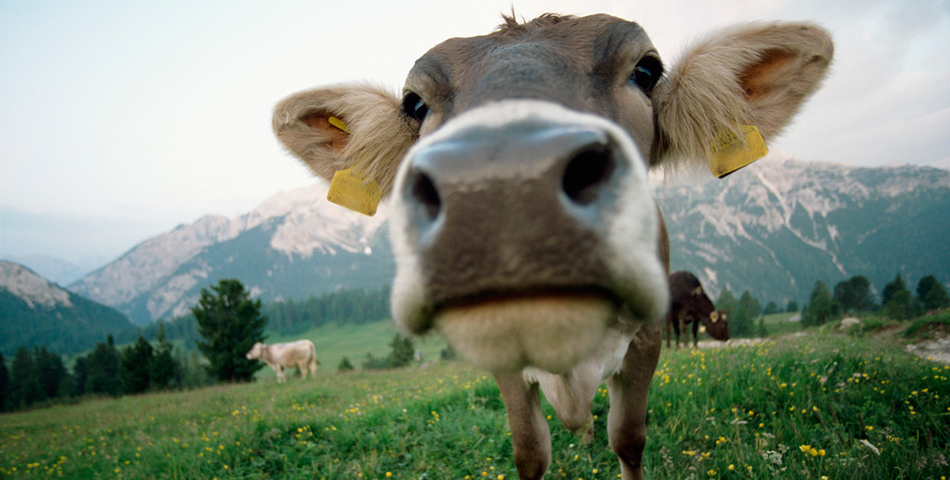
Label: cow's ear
xmin=272 ymin=83 xmax=418 ymax=196
xmin=651 ymin=23 xmax=833 ymax=169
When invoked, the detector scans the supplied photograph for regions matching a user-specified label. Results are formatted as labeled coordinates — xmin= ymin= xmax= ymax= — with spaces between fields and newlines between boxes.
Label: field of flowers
xmin=1 ymin=325 xmax=948 ymax=479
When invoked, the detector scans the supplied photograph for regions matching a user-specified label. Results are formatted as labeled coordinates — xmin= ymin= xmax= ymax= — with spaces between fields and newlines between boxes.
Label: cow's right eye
xmin=403 ymin=93 xmax=430 ymax=123
xmin=628 ymin=56 xmax=663 ymax=94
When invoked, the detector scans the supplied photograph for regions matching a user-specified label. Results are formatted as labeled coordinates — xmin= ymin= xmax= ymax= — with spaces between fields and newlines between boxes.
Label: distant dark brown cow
xmin=273 ymin=13 xmax=831 ymax=480
xmin=705 ymin=309 xmax=730 ymax=342
xmin=665 ymin=271 xmax=729 ymax=347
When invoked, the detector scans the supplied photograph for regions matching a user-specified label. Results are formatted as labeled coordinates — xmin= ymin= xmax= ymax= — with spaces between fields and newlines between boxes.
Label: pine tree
xmin=338 ymin=356 xmax=355 ymax=372
xmin=802 ymin=280 xmax=839 ymax=327
xmin=882 ymin=274 xmax=912 ymax=320
xmin=149 ymin=322 xmax=180 ymax=390
xmin=387 ymin=334 xmax=416 ymax=368
xmin=0 ymin=352 xmax=9 ymax=411
xmin=72 ymin=357 xmax=89 ymax=397
xmin=881 ymin=274 xmax=907 ymax=307
xmin=834 ymin=276 xmax=876 ymax=313
xmin=917 ymin=275 xmax=950 ymax=312
xmin=84 ymin=336 xmax=121 ymax=396
xmin=33 ymin=347 xmax=68 ymax=402
xmin=120 ymin=337 xmax=154 ymax=394
xmin=786 ymin=300 xmax=799 ymax=313
xmin=193 ymin=279 xmax=268 ymax=383
xmin=733 ymin=291 xmax=762 ymax=337
xmin=9 ymin=347 xmax=38 ymax=409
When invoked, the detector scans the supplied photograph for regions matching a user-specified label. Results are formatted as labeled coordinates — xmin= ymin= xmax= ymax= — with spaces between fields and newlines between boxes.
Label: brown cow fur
xmin=272 ymin=14 xmax=832 ymax=480
xmin=653 ymin=23 xmax=833 ymax=170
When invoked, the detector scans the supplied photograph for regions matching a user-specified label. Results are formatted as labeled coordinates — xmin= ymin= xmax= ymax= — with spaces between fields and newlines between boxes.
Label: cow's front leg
xmin=606 ymin=323 xmax=662 ymax=480
xmin=494 ymin=372 xmax=551 ymax=480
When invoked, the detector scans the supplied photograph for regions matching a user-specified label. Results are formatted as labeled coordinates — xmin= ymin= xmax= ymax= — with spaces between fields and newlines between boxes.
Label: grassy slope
xmin=2 ymin=320 xmax=949 ymax=479
xmin=261 ymin=320 xmax=450 ymax=377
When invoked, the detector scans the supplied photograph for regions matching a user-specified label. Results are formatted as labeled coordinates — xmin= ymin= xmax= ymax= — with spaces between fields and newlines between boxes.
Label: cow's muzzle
xmin=389 ymin=100 xmax=668 ymax=372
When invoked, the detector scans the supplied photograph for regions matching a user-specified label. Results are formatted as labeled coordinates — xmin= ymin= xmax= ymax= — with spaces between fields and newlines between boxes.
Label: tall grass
xmin=2 ymin=328 xmax=947 ymax=479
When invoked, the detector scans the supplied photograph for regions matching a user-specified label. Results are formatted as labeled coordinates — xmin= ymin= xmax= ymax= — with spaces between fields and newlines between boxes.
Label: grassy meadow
xmin=2 ymin=315 xmax=949 ymax=480
xmin=264 ymin=321 xmax=452 ymax=376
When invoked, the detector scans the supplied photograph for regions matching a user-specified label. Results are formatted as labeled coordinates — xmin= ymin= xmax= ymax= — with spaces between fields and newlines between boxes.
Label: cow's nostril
xmin=412 ymin=172 xmax=441 ymax=220
xmin=562 ymin=146 xmax=616 ymax=206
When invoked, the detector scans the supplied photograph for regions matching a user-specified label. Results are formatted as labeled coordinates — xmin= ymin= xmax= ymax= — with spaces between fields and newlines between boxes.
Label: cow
xmin=246 ymin=340 xmax=320 ymax=383
xmin=665 ymin=271 xmax=729 ymax=347
xmin=272 ymin=13 xmax=832 ymax=479
xmin=705 ymin=309 xmax=730 ymax=342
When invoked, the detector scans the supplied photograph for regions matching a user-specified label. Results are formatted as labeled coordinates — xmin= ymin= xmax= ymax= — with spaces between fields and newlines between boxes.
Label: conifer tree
xmin=733 ymin=290 xmax=762 ymax=337
xmin=0 ymin=352 xmax=8 ymax=411
xmin=9 ymin=347 xmax=38 ymax=408
xmin=834 ymin=276 xmax=876 ymax=313
xmin=387 ymin=334 xmax=416 ymax=368
xmin=881 ymin=274 xmax=908 ymax=308
xmin=149 ymin=322 xmax=180 ymax=390
xmin=33 ymin=347 xmax=68 ymax=401
xmin=193 ymin=279 xmax=267 ymax=382
xmin=882 ymin=274 xmax=912 ymax=320
xmin=120 ymin=337 xmax=154 ymax=394
xmin=802 ymin=280 xmax=839 ymax=327
xmin=917 ymin=275 xmax=950 ymax=312
xmin=84 ymin=336 xmax=122 ymax=396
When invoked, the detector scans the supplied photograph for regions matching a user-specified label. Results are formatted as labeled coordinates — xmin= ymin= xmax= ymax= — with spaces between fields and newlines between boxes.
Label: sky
xmin=1 ymin=0 xmax=948 ymax=273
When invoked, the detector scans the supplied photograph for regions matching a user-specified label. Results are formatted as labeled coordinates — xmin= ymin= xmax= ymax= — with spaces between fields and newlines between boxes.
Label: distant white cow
xmin=246 ymin=340 xmax=320 ymax=383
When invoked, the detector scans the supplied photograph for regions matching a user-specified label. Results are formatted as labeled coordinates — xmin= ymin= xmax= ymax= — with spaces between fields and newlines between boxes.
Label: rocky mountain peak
xmin=69 ymin=182 xmax=392 ymax=323
xmin=68 ymin=157 xmax=949 ymax=324
xmin=0 ymin=260 xmax=73 ymax=308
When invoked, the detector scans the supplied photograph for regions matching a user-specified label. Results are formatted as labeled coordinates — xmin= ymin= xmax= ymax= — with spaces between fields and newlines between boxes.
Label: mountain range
xmin=70 ymin=183 xmax=394 ymax=325
xmin=657 ymin=155 xmax=950 ymax=304
xmin=0 ymin=261 xmax=134 ymax=355
xmin=67 ymin=156 xmax=950 ymax=325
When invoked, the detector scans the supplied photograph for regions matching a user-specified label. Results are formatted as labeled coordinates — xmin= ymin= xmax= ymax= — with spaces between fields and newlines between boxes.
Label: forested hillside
xmin=129 ymin=288 xmax=391 ymax=347
xmin=0 ymin=261 xmax=135 ymax=356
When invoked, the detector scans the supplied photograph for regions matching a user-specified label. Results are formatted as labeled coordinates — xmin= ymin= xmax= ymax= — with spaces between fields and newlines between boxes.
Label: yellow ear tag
xmin=706 ymin=125 xmax=769 ymax=178
xmin=328 ymin=116 xmax=351 ymax=134
xmin=327 ymin=167 xmax=382 ymax=216
xmin=324 ymin=116 xmax=381 ymax=216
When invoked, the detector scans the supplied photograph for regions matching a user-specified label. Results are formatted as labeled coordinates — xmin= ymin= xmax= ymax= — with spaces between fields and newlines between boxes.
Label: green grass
xmin=2 ymin=328 xmax=948 ymax=479
xmin=260 ymin=320 xmax=450 ymax=378
xmin=758 ymin=312 xmax=803 ymax=337
xmin=904 ymin=311 xmax=950 ymax=340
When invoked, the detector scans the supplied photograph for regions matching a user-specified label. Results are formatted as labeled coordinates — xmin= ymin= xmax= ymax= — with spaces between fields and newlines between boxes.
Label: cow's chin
xmin=435 ymin=293 xmax=616 ymax=374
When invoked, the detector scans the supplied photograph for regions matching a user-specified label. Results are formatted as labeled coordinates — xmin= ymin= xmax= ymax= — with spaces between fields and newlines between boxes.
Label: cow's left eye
xmin=402 ymin=92 xmax=430 ymax=123
xmin=628 ymin=56 xmax=662 ymax=93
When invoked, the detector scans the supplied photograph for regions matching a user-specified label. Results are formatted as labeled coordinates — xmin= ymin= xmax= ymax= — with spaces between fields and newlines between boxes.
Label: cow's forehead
xmin=404 ymin=14 xmax=658 ymax=117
